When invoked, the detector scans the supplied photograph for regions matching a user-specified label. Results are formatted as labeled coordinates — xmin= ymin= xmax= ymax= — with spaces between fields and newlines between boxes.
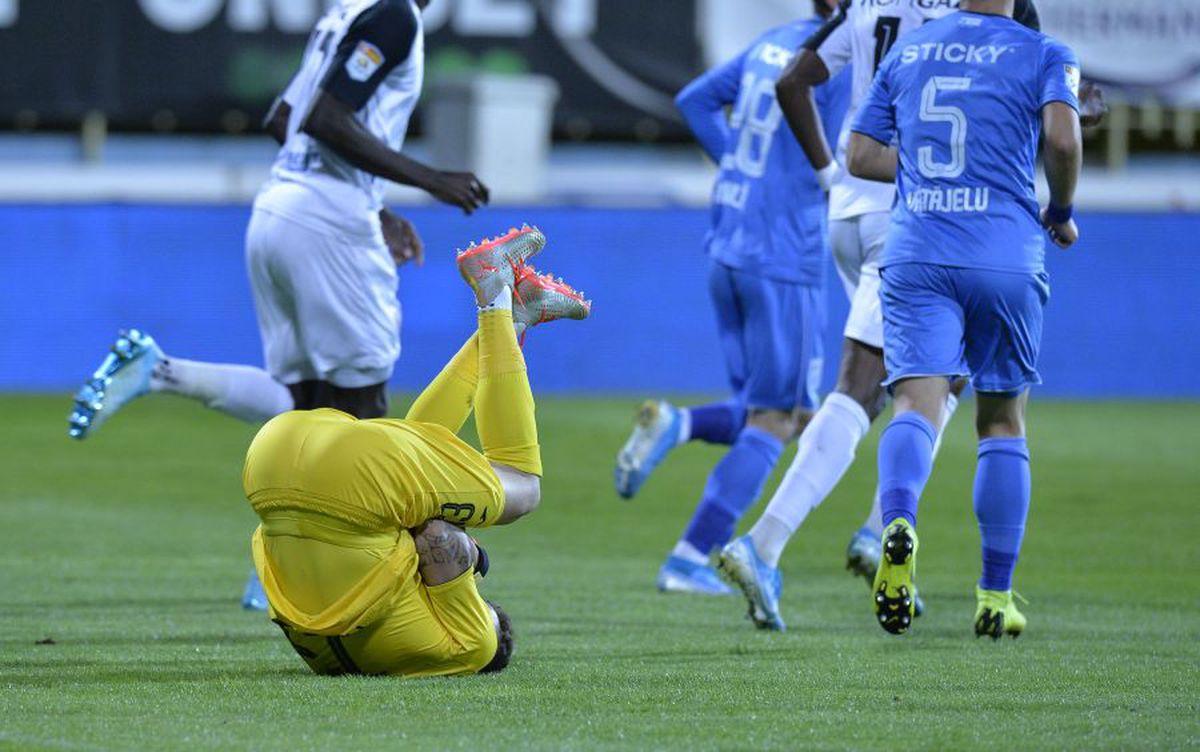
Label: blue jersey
xmin=851 ymin=12 xmax=1080 ymax=273
xmin=676 ymin=19 xmax=850 ymax=286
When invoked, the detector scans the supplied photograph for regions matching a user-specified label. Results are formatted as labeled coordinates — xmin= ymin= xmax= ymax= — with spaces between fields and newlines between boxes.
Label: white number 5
xmin=918 ymin=76 xmax=971 ymax=179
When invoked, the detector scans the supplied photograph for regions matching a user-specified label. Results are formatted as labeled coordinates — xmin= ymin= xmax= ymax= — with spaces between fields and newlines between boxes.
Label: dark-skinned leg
xmin=745 ymin=337 xmax=882 ymax=568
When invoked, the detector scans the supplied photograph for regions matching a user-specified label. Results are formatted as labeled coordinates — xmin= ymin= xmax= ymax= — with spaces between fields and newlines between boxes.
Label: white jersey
xmin=815 ymin=0 xmax=960 ymax=220
xmin=257 ymin=0 xmax=424 ymax=234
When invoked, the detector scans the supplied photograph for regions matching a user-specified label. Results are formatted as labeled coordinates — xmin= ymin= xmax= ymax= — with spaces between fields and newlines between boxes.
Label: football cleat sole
xmin=848 ymin=527 xmax=926 ymax=618
xmin=68 ymin=329 xmax=160 ymax=440
xmin=872 ymin=520 xmax=918 ymax=635
xmin=613 ymin=400 xmax=680 ymax=499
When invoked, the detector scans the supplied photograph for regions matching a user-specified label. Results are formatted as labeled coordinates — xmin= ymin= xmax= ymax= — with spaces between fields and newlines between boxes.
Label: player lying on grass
xmin=244 ymin=228 xmax=590 ymax=676
xmin=612 ymin=0 xmax=849 ymax=598
xmin=846 ymin=0 xmax=1081 ymax=637
xmin=69 ymin=0 xmax=488 ymax=609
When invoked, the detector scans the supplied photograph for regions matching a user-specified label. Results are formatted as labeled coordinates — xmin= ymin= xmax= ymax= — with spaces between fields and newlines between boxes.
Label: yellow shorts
xmin=243 ymin=408 xmax=505 ymax=530
xmin=258 ymin=512 xmax=497 ymax=677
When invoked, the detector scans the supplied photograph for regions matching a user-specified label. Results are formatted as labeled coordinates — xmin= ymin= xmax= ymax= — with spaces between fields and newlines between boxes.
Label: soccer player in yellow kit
xmin=241 ymin=226 xmax=590 ymax=677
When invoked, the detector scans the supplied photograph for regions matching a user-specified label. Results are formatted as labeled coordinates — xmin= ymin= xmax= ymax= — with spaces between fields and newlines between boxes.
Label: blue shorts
xmin=880 ymin=263 xmax=1050 ymax=395
xmin=709 ymin=261 xmax=825 ymax=412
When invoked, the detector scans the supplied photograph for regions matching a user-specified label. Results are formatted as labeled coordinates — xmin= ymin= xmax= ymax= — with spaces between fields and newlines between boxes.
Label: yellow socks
xmin=474 ymin=309 xmax=542 ymax=476
xmin=406 ymin=310 xmax=542 ymax=477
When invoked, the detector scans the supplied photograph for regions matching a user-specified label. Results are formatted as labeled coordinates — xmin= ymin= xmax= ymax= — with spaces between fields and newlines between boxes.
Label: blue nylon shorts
xmin=879 ymin=262 xmax=1050 ymax=396
xmin=709 ymin=260 xmax=825 ymax=412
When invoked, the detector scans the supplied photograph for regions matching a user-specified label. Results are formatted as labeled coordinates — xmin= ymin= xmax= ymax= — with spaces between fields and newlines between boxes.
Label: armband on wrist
xmin=1046 ymin=203 xmax=1073 ymax=224
xmin=816 ymin=161 xmax=841 ymax=192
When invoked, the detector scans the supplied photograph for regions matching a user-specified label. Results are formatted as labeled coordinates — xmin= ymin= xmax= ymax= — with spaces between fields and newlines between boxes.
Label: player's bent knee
xmin=791 ymin=408 xmax=815 ymax=440
xmin=836 ymin=339 xmax=888 ymax=420
xmin=747 ymin=409 xmax=798 ymax=443
xmin=975 ymin=391 xmax=1028 ymax=438
xmin=892 ymin=377 xmax=951 ymax=428
xmin=833 ymin=382 xmax=887 ymax=422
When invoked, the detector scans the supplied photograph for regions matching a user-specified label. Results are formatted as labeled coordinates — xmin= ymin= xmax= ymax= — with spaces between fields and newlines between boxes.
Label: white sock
xmin=152 ymin=357 xmax=294 ymax=423
xmin=676 ymin=407 xmax=692 ymax=444
xmin=861 ymin=392 xmax=959 ymax=537
xmin=671 ymin=540 xmax=709 ymax=566
xmin=749 ymin=392 xmax=870 ymax=567
xmin=478 ymin=285 xmax=513 ymax=313
xmin=863 ymin=487 xmax=884 ymax=538
xmin=931 ymin=392 xmax=960 ymax=457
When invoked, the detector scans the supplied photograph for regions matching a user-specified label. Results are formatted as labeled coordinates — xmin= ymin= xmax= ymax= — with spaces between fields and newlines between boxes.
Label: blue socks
xmin=685 ymin=400 xmax=745 ymax=446
xmin=878 ymin=412 xmax=938 ymax=528
xmin=974 ymin=437 xmax=1031 ymax=592
xmin=878 ymin=410 xmax=1032 ymax=592
xmin=681 ymin=426 xmax=784 ymax=556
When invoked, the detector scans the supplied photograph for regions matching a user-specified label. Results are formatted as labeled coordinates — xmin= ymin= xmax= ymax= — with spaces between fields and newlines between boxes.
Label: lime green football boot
xmin=974 ymin=586 xmax=1027 ymax=640
xmin=872 ymin=518 xmax=919 ymax=635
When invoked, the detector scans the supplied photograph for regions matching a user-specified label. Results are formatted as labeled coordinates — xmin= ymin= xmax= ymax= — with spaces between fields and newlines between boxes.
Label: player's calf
xmin=746 ymin=408 xmax=801 ymax=443
xmin=833 ymin=338 xmax=889 ymax=422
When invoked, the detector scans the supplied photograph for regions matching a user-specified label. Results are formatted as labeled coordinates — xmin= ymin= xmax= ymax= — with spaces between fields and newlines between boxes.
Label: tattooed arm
xmin=412 ymin=519 xmax=479 ymax=586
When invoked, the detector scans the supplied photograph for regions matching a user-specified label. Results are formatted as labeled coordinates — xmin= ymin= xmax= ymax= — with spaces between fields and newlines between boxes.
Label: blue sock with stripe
xmin=974 ymin=437 xmax=1031 ymax=591
xmin=878 ymin=412 xmax=938 ymax=528
xmin=681 ymin=426 xmax=784 ymax=555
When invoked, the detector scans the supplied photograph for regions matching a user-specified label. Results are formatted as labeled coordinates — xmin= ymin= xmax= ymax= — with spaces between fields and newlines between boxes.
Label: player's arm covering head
xmin=320 ymin=0 xmax=419 ymax=112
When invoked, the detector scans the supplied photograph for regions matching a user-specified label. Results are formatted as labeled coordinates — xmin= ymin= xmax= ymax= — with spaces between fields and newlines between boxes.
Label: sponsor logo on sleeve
xmin=1064 ymin=64 xmax=1081 ymax=97
xmin=346 ymin=41 xmax=385 ymax=82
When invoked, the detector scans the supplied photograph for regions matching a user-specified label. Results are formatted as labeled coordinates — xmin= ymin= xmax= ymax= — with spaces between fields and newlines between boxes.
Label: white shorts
xmin=830 ymin=212 xmax=889 ymax=350
xmin=245 ymin=206 xmax=400 ymax=388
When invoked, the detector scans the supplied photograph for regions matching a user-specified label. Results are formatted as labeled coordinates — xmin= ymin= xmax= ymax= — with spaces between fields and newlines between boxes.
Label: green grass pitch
xmin=1 ymin=394 xmax=1197 ymax=750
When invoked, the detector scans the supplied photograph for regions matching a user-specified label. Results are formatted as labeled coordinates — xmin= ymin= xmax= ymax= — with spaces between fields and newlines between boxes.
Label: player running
xmin=717 ymin=0 xmax=1076 ymax=631
xmin=67 ymin=0 xmax=487 ymax=607
xmin=845 ymin=0 xmax=1081 ymax=636
xmin=69 ymin=0 xmax=487 ymax=438
xmin=246 ymin=228 xmax=590 ymax=676
xmin=612 ymin=1 xmax=850 ymax=595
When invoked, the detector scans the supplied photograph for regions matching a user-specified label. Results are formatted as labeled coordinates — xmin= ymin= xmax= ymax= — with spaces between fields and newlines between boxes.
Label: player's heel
xmin=882 ymin=523 xmax=915 ymax=566
xmin=974 ymin=606 xmax=1006 ymax=639
xmin=872 ymin=520 xmax=918 ymax=635
xmin=974 ymin=586 xmax=1026 ymax=640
